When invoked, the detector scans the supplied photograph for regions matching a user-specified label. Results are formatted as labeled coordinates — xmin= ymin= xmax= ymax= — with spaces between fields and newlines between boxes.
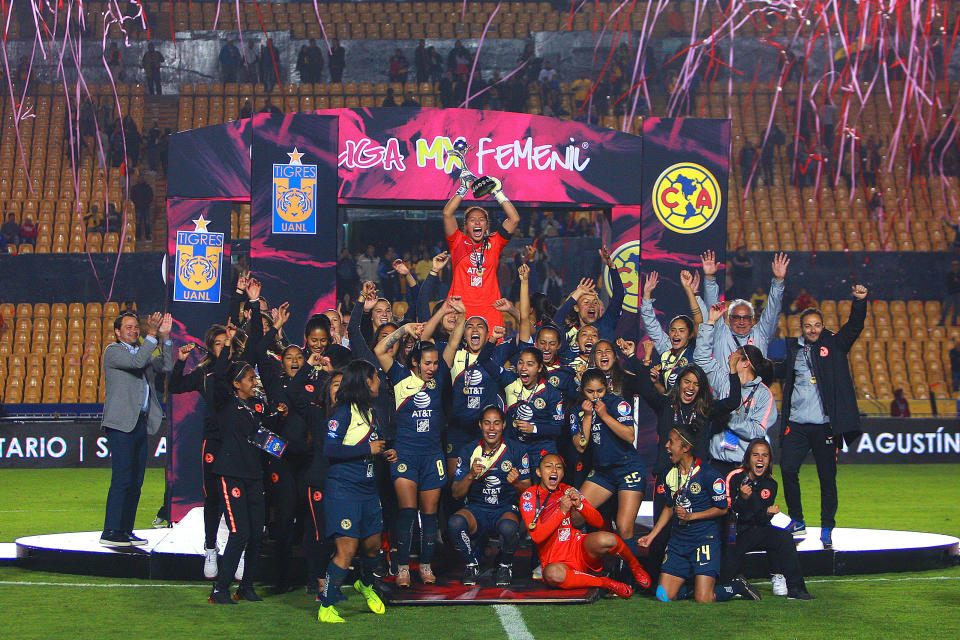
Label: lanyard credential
xmin=528 ymin=487 xmax=556 ymax=531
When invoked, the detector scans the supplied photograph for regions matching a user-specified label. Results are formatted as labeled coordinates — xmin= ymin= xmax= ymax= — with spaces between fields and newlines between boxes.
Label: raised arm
xmin=374 ymin=323 xmax=423 ymax=372
xmin=755 ymin=252 xmax=789 ymax=348
xmin=693 ymin=307 xmax=730 ymax=396
xmin=493 ymin=182 xmax=520 ymax=235
xmin=680 ymin=270 xmax=704 ymax=327
xmin=443 ymin=193 xmax=463 ymax=238
xmin=553 ymin=278 xmax=596 ymax=328
xmin=421 ymin=296 xmax=456 ymax=343
xmin=416 ymin=251 xmax=448 ymax=322
xmin=349 ymin=288 xmax=381 ymax=368
xmin=701 ymin=250 xmax=721 ymax=308
xmin=837 ymin=285 xmax=868 ymax=352
xmin=444 ymin=299 xmax=467 ymax=367
xmin=518 ymin=263 xmax=531 ymax=343
xmin=103 ymin=312 xmax=162 ymax=371
xmin=640 ymin=271 xmax=671 ymax=354
xmin=596 ymin=246 xmax=625 ymax=334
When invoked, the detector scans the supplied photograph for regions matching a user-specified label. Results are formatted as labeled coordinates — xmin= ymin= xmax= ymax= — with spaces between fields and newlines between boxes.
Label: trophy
xmin=448 ymin=139 xmax=498 ymax=198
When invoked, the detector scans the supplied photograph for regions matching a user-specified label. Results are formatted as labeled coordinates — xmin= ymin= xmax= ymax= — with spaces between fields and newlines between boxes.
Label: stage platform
xmin=13 ymin=506 xmax=959 ymax=595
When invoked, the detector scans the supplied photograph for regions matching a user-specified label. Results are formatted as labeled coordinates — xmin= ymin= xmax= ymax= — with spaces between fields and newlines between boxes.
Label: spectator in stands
xmin=402 ymin=92 xmax=420 ymax=107
xmin=1 ymin=213 xmax=20 ymax=246
xmin=728 ymin=246 xmax=754 ymax=300
xmin=449 ymin=40 xmax=470 ymax=79
xmin=260 ymin=100 xmax=282 ymax=115
xmin=382 ymin=88 xmax=399 ymax=107
xmin=777 ymin=285 xmax=868 ymax=549
xmin=868 ymin=190 xmax=884 ymax=222
xmin=890 ymin=389 xmax=910 ymax=417
xmin=439 ymin=70 xmax=454 ymax=108
xmin=667 ymin=4 xmax=685 ymax=37
xmin=0 ymin=230 xmax=7 ymax=254
xmin=218 ymin=39 xmax=241 ymax=83
xmin=123 ymin=115 xmax=141 ymax=168
xmin=357 ymin=244 xmax=380 ymax=286
xmin=571 ymin=72 xmax=592 ymax=106
xmin=239 ymin=99 xmax=252 ymax=119
xmin=337 ymin=248 xmax=359 ymax=301
xmin=106 ymin=204 xmax=122 ymax=232
xmin=388 ymin=49 xmax=410 ymax=83
xmin=130 ymin=174 xmax=154 ymax=241
xmin=144 ymin=121 xmax=161 ymax=170
xmin=378 ymin=247 xmax=399 ymax=302
xmin=85 ymin=204 xmax=104 ymax=232
xmin=19 ymin=215 xmax=36 ymax=247
xmin=241 ymin=39 xmax=259 ymax=83
xmin=158 ymin=129 xmax=171 ymax=174
xmin=259 ymin=38 xmax=280 ymax=93
xmin=329 ymin=39 xmax=346 ymax=83
xmin=141 ymin=43 xmax=164 ymax=96
xmin=107 ymin=44 xmax=122 ymax=80
xmin=950 ymin=341 xmax=960 ymax=392
xmin=750 ymin=286 xmax=768 ymax=314
xmin=538 ymin=60 xmax=559 ymax=93
xmin=296 ymin=44 xmax=311 ymax=83
xmin=414 ymin=40 xmax=428 ymax=84
xmin=543 ymin=268 xmax=565 ymax=306
xmin=306 ymin=39 xmax=324 ymax=83
xmin=427 ymin=47 xmax=443 ymax=83
xmin=788 ymin=288 xmax=817 ymax=315
xmin=940 ymin=260 xmax=960 ymax=326
xmin=738 ymin=140 xmax=756 ymax=188
xmin=760 ymin=137 xmax=775 ymax=185
xmin=99 ymin=311 xmax=174 ymax=548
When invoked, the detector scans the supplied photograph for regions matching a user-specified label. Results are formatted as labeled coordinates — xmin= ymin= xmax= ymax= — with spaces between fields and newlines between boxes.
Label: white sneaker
xmin=203 ymin=548 xmax=218 ymax=580
xmin=771 ymin=573 xmax=788 ymax=596
xmin=532 ymin=564 xmax=543 ymax=581
xmin=234 ymin=552 xmax=245 ymax=582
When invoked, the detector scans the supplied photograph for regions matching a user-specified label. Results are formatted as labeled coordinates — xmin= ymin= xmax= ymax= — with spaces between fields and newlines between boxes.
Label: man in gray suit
xmin=100 ymin=311 xmax=175 ymax=547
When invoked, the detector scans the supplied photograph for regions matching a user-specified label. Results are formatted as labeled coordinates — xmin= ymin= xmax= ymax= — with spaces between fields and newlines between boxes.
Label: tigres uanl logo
xmin=173 ymin=216 xmax=223 ymax=304
xmin=273 ymin=147 xmax=318 ymax=235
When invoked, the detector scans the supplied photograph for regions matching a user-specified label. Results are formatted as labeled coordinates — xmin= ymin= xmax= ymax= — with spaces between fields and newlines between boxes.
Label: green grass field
xmin=1 ymin=465 xmax=959 ymax=639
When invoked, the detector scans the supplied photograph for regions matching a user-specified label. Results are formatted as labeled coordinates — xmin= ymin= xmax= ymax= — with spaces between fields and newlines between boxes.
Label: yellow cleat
xmin=354 ymin=580 xmax=386 ymax=614
xmin=318 ymin=605 xmax=345 ymax=623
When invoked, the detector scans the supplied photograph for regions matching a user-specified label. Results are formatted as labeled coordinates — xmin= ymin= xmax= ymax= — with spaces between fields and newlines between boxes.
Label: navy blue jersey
xmin=325 ymin=403 xmax=381 ymax=496
xmin=453 ymin=439 xmax=530 ymax=507
xmin=656 ymin=460 xmax=727 ymax=542
xmin=388 ymin=360 xmax=448 ymax=454
xmin=544 ymin=362 xmax=579 ymax=398
xmin=569 ymin=392 xmax=640 ymax=467
xmin=449 ymin=341 xmax=513 ymax=424
xmin=491 ymin=368 xmax=566 ymax=445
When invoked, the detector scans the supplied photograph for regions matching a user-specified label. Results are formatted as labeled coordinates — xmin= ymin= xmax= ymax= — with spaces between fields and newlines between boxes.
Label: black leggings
xmin=201 ymin=439 xmax=222 ymax=550
xmin=266 ymin=457 xmax=308 ymax=587
xmin=217 ymin=476 xmax=265 ymax=592
xmin=780 ymin=422 xmax=839 ymax=529
xmin=722 ymin=525 xmax=806 ymax=590
xmin=304 ymin=484 xmax=333 ymax=585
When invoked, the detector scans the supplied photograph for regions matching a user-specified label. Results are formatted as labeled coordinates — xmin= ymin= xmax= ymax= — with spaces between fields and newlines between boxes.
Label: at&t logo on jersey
xmin=173 ymin=216 xmax=223 ymax=304
xmin=273 ymin=148 xmax=317 ymax=234
xmin=413 ymin=391 xmax=432 ymax=408
xmin=516 ymin=403 xmax=534 ymax=421
xmin=464 ymin=369 xmax=484 ymax=386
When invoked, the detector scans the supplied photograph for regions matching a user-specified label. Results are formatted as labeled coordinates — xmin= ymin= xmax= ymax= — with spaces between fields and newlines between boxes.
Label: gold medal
xmin=579 ymin=435 xmax=588 ymax=447
xmin=810 ymin=376 xmax=817 ymax=384
xmin=528 ymin=522 xmax=537 ymax=531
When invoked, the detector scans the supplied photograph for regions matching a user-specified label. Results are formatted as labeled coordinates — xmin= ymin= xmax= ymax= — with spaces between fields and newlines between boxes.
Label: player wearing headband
xmin=638 ymin=426 xmax=760 ymax=603
xmin=449 ymin=406 xmax=531 ymax=586
xmin=519 ymin=454 xmax=648 ymax=597
xmin=443 ymin=174 xmax=520 ymax=333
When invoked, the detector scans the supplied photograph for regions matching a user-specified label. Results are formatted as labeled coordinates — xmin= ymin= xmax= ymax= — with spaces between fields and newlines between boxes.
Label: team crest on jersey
xmin=760 ymin=488 xmax=771 ymax=499
xmin=173 ymin=216 xmax=223 ymax=304
xmin=501 ymin=460 xmax=513 ymax=472
xmin=397 ymin=463 xmax=408 ymax=473
xmin=587 ymin=470 xmax=595 ymax=478
xmin=426 ymin=379 xmax=438 ymax=390
xmin=341 ymin=519 xmax=352 ymax=530
xmin=617 ymin=401 xmax=631 ymax=416
xmin=312 ymin=490 xmax=322 ymax=501
xmin=548 ymin=375 xmax=560 ymax=387
xmin=689 ymin=482 xmax=701 ymax=495
xmin=534 ymin=397 xmax=546 ymax=409
xmin=273 ymin=148 xmax=317 ymax=234
xmin=231 ymin=487 xmax=241 ymax=498
xmin=713 ymin=478 xmax=725 ymax=494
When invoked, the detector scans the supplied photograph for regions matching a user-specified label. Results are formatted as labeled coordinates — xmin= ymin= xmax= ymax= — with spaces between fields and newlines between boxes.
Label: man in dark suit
xmin=100 ymin=311 xmax=174 ymax=547
xmin=776 ymin=285 xmax=867 ymax=549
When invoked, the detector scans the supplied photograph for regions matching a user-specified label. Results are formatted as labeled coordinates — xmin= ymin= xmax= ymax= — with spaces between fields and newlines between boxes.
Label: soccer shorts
xmin=514 ymin=439 xmax=558 ymax=470
xmin=390 ymin=450 xmax=447 ymax=491
xmin=463 ymin=503 xmax=519 ymax=537
xmin=584 ymin=458 xmax=646 ymax=493
xmin=661 ymin=534 xmax=722 ymax=579
xmin=324 ymin=488 xmax=382 ymax=539
xmin=544 ymin=533 xmax=604 ymax=574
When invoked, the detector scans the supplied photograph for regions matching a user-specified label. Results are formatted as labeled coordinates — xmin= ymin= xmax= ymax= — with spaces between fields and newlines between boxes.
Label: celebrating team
xmin=170 ymin=175 xmax=867 ymax=619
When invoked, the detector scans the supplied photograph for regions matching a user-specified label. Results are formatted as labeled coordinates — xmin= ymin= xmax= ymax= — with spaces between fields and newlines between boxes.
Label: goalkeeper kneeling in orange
xmin=519 ymin=454 xmax=651 ymax=597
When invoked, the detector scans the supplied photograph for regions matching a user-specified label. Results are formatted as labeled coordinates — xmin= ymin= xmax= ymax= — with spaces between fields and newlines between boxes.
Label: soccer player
xmin=442 ymin=175 xmax=520 ymax=332
xmin=777 ymin=285 xmax=868 ymax=548
xmin=725 ymin=439 xmax=814 ymax=600
xmin=449 ymin=406 xmax=531 ymax=586
xmin=641 ymin=269 xmax=704 ymax=389
xmin=552 ymin=247 xmax=626 ymax=348
xmin=571 ymin=369 xmax=646 ymax=558
xmin=374 ymin=320 xmax=458 ymax=587
xmin=520 ymin=454 xmax=649 ymax=596
xmin=638 ymin=426 xmax=760 ymax=603
xmin=318 ymin=360 xmax=388 ymax=624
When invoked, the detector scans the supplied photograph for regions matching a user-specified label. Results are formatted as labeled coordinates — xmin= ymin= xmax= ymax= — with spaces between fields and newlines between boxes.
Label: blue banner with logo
xmin=272 ymin=150 xmax=318 ymax=234
xmin=172 ymin=220 xmax=225 ymax=304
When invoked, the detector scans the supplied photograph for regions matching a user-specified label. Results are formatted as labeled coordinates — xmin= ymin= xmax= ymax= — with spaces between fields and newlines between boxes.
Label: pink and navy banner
xmin=317 ymin=107 xmax=645 ymax=207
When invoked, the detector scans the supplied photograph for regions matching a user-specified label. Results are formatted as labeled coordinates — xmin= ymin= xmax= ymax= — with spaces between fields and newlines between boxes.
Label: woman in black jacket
xmin=208 ymin=346 xmax=287 ymax=605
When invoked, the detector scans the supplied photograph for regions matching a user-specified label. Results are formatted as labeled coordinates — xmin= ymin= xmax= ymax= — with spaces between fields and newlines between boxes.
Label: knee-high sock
xmin=447 ymin=513 xmax=474 ymax=564
xmin=496 ymin=518 xmax=520 ymax=564
xmin=714 ymin=581 xmax=736 ymax=602
xmin=320 ymin=562 xmax=348 ymax=607
xmin=558 ymin=569 xmax=617 ymax=591
xmin=395 ymin=508 xmax=418 ymax=565
xmin=420 ymin=512 xmax=439 ymax=564
xmin=359 ymin=555 xmax=378 ymax=587
xmin=675 ymin=584 xmax=692 ymax=600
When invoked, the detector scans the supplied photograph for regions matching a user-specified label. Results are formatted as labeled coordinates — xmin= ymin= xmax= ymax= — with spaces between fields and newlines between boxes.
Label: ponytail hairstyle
xmin=739 ymin=344 xmax=775 ymax=386
xmin=410 ymin=341 xmax=440 ymax=372
xmin=335 ymin=360 xmax=378 ymax=413
xmin=304 ymin=313 xmax=332 ymax=344
xmin=228 ymin=361 xmax=254 ymax=390
xmin=665 ymin=364 xmax=714 ymax=421
xmin=672 ymin=424 xmax=698 ymax=454
xmin=577 ymin=368 xmax=608 ymax=405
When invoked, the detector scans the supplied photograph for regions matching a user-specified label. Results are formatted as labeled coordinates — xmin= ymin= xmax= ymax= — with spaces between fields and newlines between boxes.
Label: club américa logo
xmin=652 ymin=162 xmax=721 ymax=235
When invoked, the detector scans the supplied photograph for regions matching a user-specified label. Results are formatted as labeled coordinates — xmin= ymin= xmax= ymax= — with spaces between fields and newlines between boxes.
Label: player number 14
xmin=696 ymin=544 xmax=711 ymax=562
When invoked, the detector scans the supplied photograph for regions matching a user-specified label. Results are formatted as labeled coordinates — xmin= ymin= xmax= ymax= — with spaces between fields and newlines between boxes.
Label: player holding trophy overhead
xmin=442 ymin=140 xmax=521 ymax=333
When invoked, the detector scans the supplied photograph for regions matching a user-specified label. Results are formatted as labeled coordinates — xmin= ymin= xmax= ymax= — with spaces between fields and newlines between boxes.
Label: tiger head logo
xmin=178 ymin=253 xmax=219 ymax=291
xmin=275 ymin=184 xmax=314 ymax=223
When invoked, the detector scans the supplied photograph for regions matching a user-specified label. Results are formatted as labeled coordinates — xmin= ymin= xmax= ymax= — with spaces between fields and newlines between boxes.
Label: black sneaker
xmin=388 ymin=549 xmax=399 ymax=576
xmin=731 ymin=575 xmax=762 ymax=601
xmin=235 ymin=585 xmax=263 ymax=601
xmin=208 ymin=588 xmax=237 ymax=604
xmin=462 ymin=563 xmax=480 ymax=586
xmin=126 ymin=532 xmax=148 ymax=546
xmin=495 ymin=563 xmax=513 ymax=587
xmin=787 ymin=587 xmax=815 ymax=600
xmin=99 ymin=530 xmax=132 ymax=547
